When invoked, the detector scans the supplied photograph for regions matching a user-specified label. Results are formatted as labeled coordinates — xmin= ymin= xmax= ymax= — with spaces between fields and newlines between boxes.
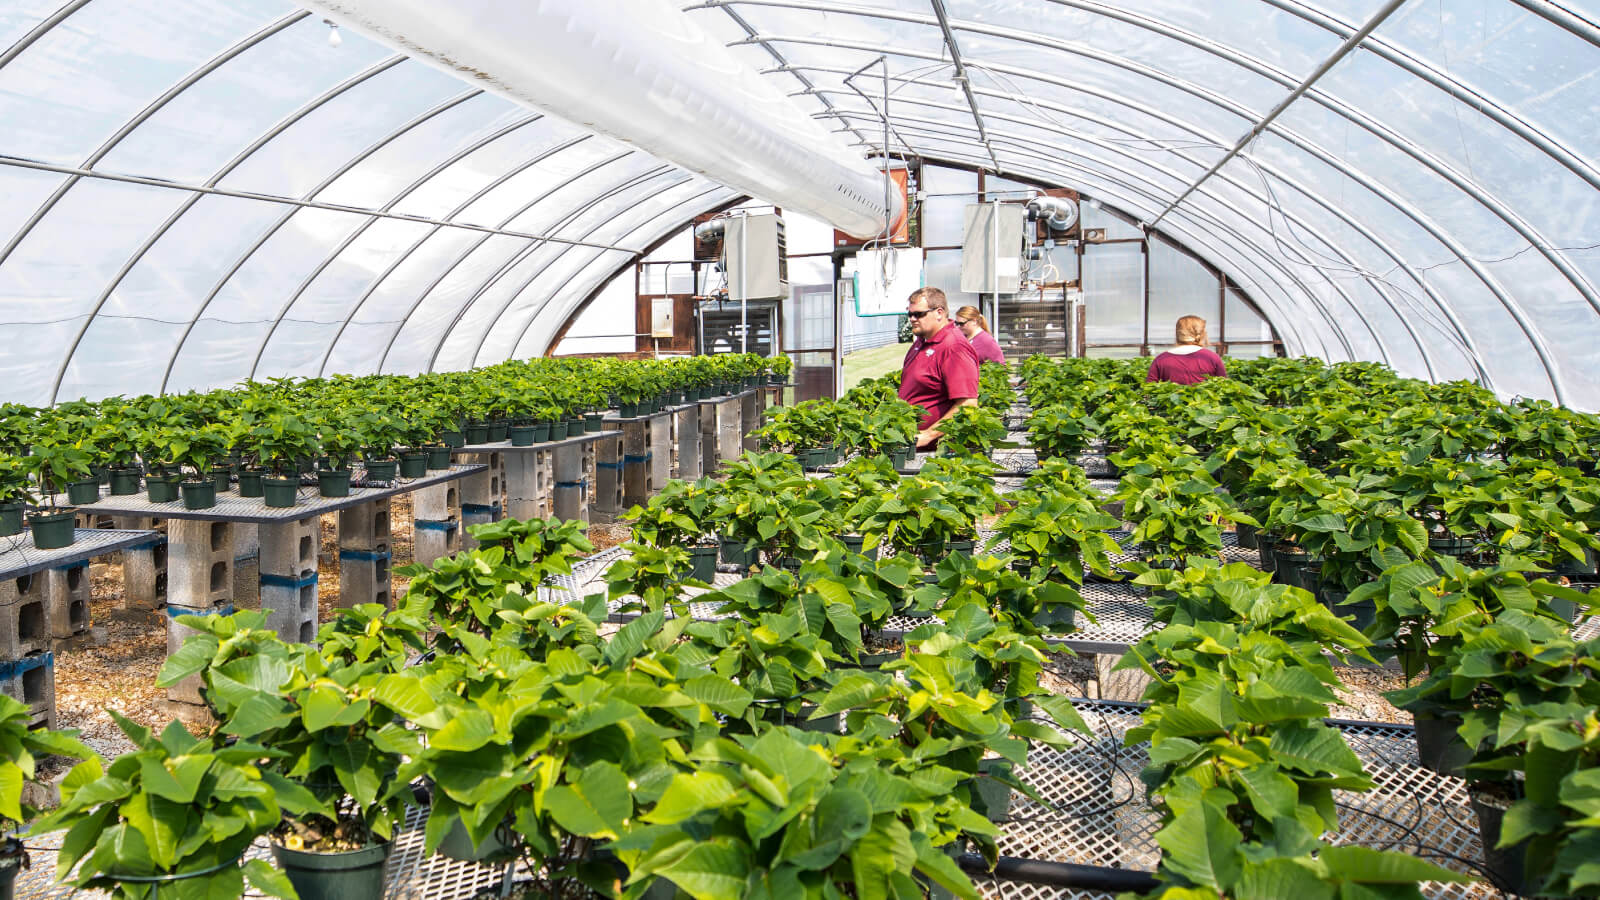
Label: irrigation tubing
xmin=957 ymin=853 xmax=1160 ymax=893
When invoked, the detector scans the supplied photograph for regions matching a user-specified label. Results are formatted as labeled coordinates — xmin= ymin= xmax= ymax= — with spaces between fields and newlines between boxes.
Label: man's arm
xmin=915 ymin=396 xmax=977 ymax=448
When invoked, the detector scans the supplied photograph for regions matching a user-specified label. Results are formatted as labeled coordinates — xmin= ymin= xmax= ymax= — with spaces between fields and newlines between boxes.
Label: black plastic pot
xmin=619 ymin=402 xmax=639 ymax=418
xmin=1413 ymin=712 xmax=1471 ymax=778
xmin=398 ymin=453 xmax=427 ymax=479
xmin=464 ymin=424 xmax=490 ymax=445
xmin=146 ymin=474 xmax=180 ymax=504
xmin=424 ymin=447 xmax=451 ymax=471
xmin=841 ymin=534 xmax=870 ymax=558
xmin=1235 ymin=523 xmax=1258 ymax=550
xmin=0 ymin=838 xmax=26 ymax=900
xmin=272 ymin=840 xmax=391 ymax=900
xmin=441 ymin=430 xmax=465 ymax=449
xmin=437 ymin=816 xmax=517 ymax=863
xmin=109 ymin=468 xmax=142 ymax=496
xmin=0 ymin=502 xmax=22 ymax=538
xmin=788 ymin=702 xmax=839 ymax=734
xmin=486 ymin=421 xmax=509 ymax=443
xmin=886 ymin=443 xmax=914 ymax=470
xmin=1428 ymin=535 xmax=1476 ymax=558
xmin=720 ymin=537 xmax=755 ymax=570
xmin=1270 ymin=546 xmax=1315 ymax=587
xmin=237 ymin=470 xmax=266 ymax=498
xmin=1031 ymin=604 xmax=1077 ymax=631
xmin=264 ymin=477 xmax=300 ymax=508
xmin=181 ymin=480 xmax=217 ymax=510
xmin=365 ymin=459 xmax=398 ymax=482
xmin=28 ymin=510 xmax=75 ymax=550
xmin=795 ymin=447 xmax=828 ymax=469
xmin=1321 ymin=590 xmax=1376 ymax=632
xmin=690 ymin=544 xmax=719 ymax=581
xmin=1470 ymin=789 xmax=1536 ymax=896
xmin=318 ymin=470 xmax=352 ymax=498
xmin=971 ymin=758 xmax=1014 ymax=822
xmin=1555 ymin=546 xmax=1599 ymax=577
xmin=1257 ymin=532 xmax=1281 ymax=573
xmin=509 ymin=426 xmax=537 ymax=447
xmin=66 ymin=479 xmax=100 ymax=505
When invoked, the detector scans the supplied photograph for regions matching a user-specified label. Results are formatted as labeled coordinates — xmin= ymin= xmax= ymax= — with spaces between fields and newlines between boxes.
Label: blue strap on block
xmin=462 ymin=503 xmax=496 ymax=516
xmin=415 ymin=520 xmax=458 ymax=532
xmin=260 ymin=571 xmax=318 ymax=589
xmin=126 ymin=535 xmax=168 ymax=553
xmin=0 ymin=652 xmax=52 ymax=680
xmin=339 ymin=549 xmax=392 ymax=562
xmin=596 ymin=460 xmax=623 ymax=471
xmin=624 ymin=453 xmax=653 ymax=464
xmin=166 ymin=605 xmax=235 ymax=621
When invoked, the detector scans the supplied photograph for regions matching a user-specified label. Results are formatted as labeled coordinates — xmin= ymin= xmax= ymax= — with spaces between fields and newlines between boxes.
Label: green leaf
xmin=431 ymin=708 xmax=498 ymax=752
xmin=244 ymin=857 xmax=300 ymax=899
xmin=1268 ymin=724 xmax=1367 ymax=779
xmin=683 ymin=675 xmax=753 ymax=717
xmin=546 ymin=762 xmax=634 ymax=839
xmin=1318 ymin=846 xmax=1469 ymax=883
xmin=645 ymin=771 xmax=740 ymax=825
xmin=1153 ymin=802 xmax=1241 ymax=890
xmin=653 ymin=836 xmax=751 ymax=900
xmin=1234 ymin=857 xmax=1334 ymax=900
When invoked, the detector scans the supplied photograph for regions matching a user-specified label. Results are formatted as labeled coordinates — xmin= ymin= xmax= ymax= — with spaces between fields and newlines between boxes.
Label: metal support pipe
xmin=929 ymin=0 xmax=1000 ymax=172
xmin=1149 ymin=0 xmax=1407 ymax=227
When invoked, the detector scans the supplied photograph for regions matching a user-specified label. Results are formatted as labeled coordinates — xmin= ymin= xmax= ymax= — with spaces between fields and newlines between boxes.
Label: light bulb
xmin=1087 ymin=198 xmax=1102 ymax=210
xmin=324 ymin=20 xmax=342 ymax=48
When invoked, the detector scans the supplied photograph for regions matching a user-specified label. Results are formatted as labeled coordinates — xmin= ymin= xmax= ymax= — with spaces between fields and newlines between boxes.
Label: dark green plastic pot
xmin=365 ymin=459 xmax=398 ymax=482
xmin=180 ymin=480 xmax=216 ymax=510
xmin=28 ymin=511 xmax=75 ymax=550
xmin=532 ymin=422 xmax=551 ymax=443
xmin=886 ymin=444 xmax=914 ymax=470
xmin=264 ymin=477 xmax=300 ymax=508
xmin=237 ymin=470 xmax=266 ymax=498
xmin=272 ymin=839 xmax=391 ymax=900
xmin=464 ymin=424 xmax=490 ymax=445
xmin=619 ymin=402 xmax=639 ymax=418
xmin=441 ymin=430 xmax=465 ymax=449
xmin=0 ymin=838 xmax=25 ymax=900
xmin=690 ymin=544 xmax=719 ymax=581
xmin=488 ymin=422 xmax=510 ymax=443
xmin=397 ymin=453 xmax=426 ymax=478
xmin=146 ymin=474 xmax=180 ymax=504
xmin=1322 ymin=590 xmax=1376 ymax=633
xmin=795 ymin=447 xmax=828 ymax=469
xmin=66 ymin=479 xmax=100 ymax=506
xmin=720 ymin=537 xmax=755 ymax=570
xmin=510 ymin=425 xmax=537 ymax=447
xmin=1428 ymin=535 xmax=1475 ymax=558
xmin=550 ymin=420 xmax=569 ymax=441
xmin=1471 ymin=791 xmax=1535 ymax=897
xmin=318 ymin=470 xmax=352 ymax=498
xmin=212 ymin=465 xmax=232 ymax=493
xmin=109 ymin=468 xmax=142 ymax=496
xmin=1235 ymin=523 xmax=1258 ymax=550
xmin=1413 ymin=712 xmax=1471 ymax=777
xmin=586 ymin=413 xmax=604 ymax=432
xmin=425 ymin=447 xmax=452 ymax=470
xmin=0 ymin=502 xmax=22 ymax=539
xmin=789 ymin=703 xmax=839 ymax=734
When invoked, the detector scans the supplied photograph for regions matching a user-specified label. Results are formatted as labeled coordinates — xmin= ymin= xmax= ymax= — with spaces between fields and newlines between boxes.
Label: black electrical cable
xmin=956 ymin=853 xmax=1160 ymax=893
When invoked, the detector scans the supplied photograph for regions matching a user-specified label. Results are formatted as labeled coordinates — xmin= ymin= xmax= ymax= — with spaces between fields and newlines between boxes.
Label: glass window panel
xmin=781 ymin=257 xmax=835 ymax=352
xmin=219 ymin=60 xmax=467 ymax=198
xmin=62 ymin=194 xmax=286 ymax=400
xmin=1082 ymin=242 xmax=1145 ymax=345
xmin=99 ymin=11 xmax=390 ymax=182
xmin=922 ymin=164 xmax=979 ymax=248
xmin=0 ymin=0 xmax=283 ymax=167
xmin=1148 ymin=237 xmax=1219 ymax=347
xmin=0 ymin=179 xmax=188 ymax=403
xmin=315 ymin=93 xmax=528 ymax=209
xmin=254 ymin=217 xmax=434 ymax=378
xmin=389 ymin=121 xmax=594 ymax=219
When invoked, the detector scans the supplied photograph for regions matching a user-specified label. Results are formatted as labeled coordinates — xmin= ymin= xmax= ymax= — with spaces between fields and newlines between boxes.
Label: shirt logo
xmin=924 ymin=348 xmax=935 ymax=357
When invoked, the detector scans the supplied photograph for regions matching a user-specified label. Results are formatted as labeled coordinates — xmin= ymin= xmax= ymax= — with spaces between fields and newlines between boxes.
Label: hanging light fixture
xmin=323 ymin=18 xmax=342 ymax=47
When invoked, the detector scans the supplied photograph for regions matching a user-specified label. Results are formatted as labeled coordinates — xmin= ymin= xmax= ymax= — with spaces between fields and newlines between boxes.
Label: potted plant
xmin=0 ymin=456 xmax=30 ymax=539
xmin=935 ymin=404 xmax=1010 ymax=459
xmin=251 ymin=412 xmax=320 ymax=508
xmin=18 ymin=440 xmax=90 ymax=549
xmin=315 ymin=415 xmax=363 ymax=498
xmin=33 ymin=713 xmax=299 ymax=900
xmin=167 ymin=422 xmax=230 ymax=510
xmin=767 ymin=353 xmax=792 ymax=385
xmin=625 ymin=477 xmax=722 ymax=579
xmin=356 ymin=410 xmax=406 ymax=482
xmin=0 ymin=695 xmax=93 ymax=900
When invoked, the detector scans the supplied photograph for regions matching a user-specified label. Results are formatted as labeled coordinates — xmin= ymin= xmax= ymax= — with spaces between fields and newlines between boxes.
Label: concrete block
xmin=339 ymin=500 xmax=392 ymax=610
xmin=594 ymin=436 xmax=624 ymax=518
xmin=165 ymin=601 xmax=234 ymax=705
xmin=259 ymin=517 xmax=318 ymax=644
xmin=741 ymin=391 xmax=760 ymax=453
xmin=0 ymin=574 xmax=50 ymax=659
xmin=674 ymin=408 xmax=702 ymax=480
xmin=0 ymin=652 xmax=55 ymax=729
xmin=413 ymin=483 xmax=462 ymax=568
xmin=167 ymin=520 xmax=234 ymax=610
xmin=504 ymin=453 xmax=549 ymax=521
xmin=43 ymin=563 xmax=89 ymax=641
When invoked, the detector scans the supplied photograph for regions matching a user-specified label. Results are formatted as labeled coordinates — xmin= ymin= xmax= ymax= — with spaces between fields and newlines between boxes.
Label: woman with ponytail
xmin=954 ymin=305 xmax=1005 ymax=365
xmin=1146 ymin=315 xmax=1226 ymax=384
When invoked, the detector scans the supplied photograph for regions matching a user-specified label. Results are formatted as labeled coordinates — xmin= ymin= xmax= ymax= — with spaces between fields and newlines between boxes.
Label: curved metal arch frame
xmin=793 ymin=63 xmax=1480 ymax=382
xmin=507 ymin=184 xmax=741 ymax=361
xmin=719 ymin=0 xmax=1600 ymax=335
xmin=48 ymin=52 xmax=413 ymax=404
xmin=242 ymin=131 xmax=591 ymax=382
xmin=745 ymin=30 xmax=1562 ymax=400
xmin=467 ymin=177 xmax=730 ymax=369
xmin=814 ymin=89 xmax=1442 ymax=377
xmin=850 ymin=119 xmax=1352 ymax=360
xmin=301 ymin=150 xmax=662 ymax=380
xmin=159 ymin=106 xmax=544 ymax=395
xmin=364 ymin=165 xmax=691 ymax=376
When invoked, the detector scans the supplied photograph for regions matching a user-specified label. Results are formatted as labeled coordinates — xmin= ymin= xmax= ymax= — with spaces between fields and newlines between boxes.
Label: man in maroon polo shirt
xmin=898 ymin=287 xmax=980 ymax=449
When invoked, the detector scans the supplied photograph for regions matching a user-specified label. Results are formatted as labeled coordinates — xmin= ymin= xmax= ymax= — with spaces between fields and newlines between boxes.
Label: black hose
xmin=956 ymin=854 xmax=1160 ymax=893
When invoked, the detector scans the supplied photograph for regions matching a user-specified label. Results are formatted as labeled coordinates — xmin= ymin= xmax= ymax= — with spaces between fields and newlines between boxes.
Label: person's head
xmin=1175 ymin=315 xmax=1208 ymax=346
xmin=906 ymin=287 xmax=950 ymax=339
xmin=954 ymin=305 xmax=989 ymax=339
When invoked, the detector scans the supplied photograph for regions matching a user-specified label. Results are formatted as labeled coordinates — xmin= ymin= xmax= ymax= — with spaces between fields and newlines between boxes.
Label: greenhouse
xmin=0 ymin=0 xmax=1597 ymax=898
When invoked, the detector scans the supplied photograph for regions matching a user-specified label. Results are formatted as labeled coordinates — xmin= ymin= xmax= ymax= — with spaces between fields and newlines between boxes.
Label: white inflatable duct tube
xmin=306 ymin=0 xmax=904 ymax=239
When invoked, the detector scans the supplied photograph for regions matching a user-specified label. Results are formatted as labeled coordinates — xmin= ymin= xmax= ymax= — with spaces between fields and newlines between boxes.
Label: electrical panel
xmin=724 ymin=213 xmax=787 ymax=301
xmin=960 ymin=203 xmax=1026 ymax=294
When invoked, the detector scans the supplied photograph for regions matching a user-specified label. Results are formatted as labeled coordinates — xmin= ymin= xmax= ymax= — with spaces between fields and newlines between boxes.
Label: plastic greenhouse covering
xmin=0 ymin=0 xmax=1597 ymax=410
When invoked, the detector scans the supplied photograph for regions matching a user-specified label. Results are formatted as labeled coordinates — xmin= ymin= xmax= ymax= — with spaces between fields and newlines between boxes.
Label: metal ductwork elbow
xmin=1027 ymin=196 xmax=1079 ymax=232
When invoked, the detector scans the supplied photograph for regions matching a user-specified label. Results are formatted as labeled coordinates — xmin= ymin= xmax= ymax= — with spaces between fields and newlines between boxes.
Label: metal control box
xmin=724 ymin=213 xmax=787 ymax=301
xmin=960 ymin=202 xmax=1025 ymax=294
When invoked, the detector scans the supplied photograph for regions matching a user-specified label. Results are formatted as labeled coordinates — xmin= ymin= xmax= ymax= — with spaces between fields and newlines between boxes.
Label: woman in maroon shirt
xmin=954 ymin=305 xmax=1006 ymax=365
xmin=1146 ymin=315 xmax=1227 ymax=385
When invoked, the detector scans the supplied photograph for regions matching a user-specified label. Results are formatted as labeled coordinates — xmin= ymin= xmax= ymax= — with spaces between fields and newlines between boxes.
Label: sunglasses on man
xmin=907 ymin=309 xmax=941 ymax=320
